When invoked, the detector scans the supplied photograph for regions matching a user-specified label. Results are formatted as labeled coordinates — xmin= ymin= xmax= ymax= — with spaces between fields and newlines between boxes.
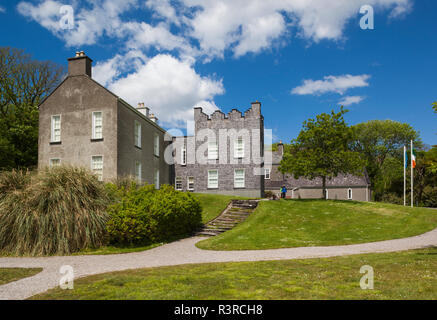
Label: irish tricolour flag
xmin=411 ymin=149 xmax=417 ymax=168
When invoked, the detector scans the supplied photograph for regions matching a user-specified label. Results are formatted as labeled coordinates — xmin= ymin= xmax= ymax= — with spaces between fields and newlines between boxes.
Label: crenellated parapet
xmin=194 ymin=101 xmax=262 ymax=124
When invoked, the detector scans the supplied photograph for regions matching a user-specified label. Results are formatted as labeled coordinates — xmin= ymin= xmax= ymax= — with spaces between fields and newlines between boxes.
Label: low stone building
xmin=264 ymin=142 xmax=372 ymax=201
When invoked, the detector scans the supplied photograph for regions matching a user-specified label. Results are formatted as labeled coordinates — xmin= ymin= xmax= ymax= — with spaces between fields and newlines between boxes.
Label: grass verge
xmin=196 ymin=200 xmax=437 ymax=250
xmin=0 ymin=268 xmax=42 ymax=285
xmin=30 ymin=248 xmax=437 ymax=300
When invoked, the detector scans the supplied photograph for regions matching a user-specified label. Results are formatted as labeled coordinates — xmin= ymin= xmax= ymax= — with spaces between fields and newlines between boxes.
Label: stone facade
xmin=38 ymin=52 xmax=171 ymax=186
xmin=172 ymin=104 xmax=265 ymax=198
xmin=39 ymin=52 xmax=371 ymax=200
xmin=264 ymin=143 xmax=372 ymax=201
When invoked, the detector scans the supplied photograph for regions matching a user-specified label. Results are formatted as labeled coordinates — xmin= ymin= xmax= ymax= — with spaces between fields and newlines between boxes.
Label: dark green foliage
xmin=279 ymin=107 xmax=365 ymax=198
xmin=0 ymin=166 xmax=110 ymax=256
xmin=107 ymin=185 xmax=202 ymax=246
xmin=352 ymin=119 xmax=421 ymax=201
xmin=0 ymin=47 xmax=64 ymax=169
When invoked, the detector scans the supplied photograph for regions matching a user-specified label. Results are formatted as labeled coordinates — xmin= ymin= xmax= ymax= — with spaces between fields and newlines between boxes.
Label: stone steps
xmin=195 ymin=199 xmax=259 ymax=237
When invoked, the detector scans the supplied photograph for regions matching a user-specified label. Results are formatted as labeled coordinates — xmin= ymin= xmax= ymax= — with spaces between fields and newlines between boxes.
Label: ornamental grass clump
xmin=0 ymin=166 xmax=110 ymax=256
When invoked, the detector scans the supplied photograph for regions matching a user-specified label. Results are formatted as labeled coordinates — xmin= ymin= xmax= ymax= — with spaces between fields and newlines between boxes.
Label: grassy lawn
xmin=73 ymin=243 xmax=163 ymax=255
xmin=196 ymin=200 xmax=437 ymax=250
xmin=192 ymin=193 xmax=250 ymax=223
xmin=31 ymin=248 xmax=437 ymax=300
xmin=0 ymin=268 xmax=42 ymax=285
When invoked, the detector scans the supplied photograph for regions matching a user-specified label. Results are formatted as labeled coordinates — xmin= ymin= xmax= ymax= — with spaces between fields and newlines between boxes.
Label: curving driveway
xmin=1 ymin=227 xmax=437 ymax=300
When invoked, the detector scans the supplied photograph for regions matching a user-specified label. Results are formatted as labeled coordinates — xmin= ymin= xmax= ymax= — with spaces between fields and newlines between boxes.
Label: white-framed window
xmin=234 ymin=137 xmax=244 ymax=158
xmin=234 ymin=169 xmax=245 ymax=188
xmin=154 ymin=134 xmax=159 ymax=156
xmin=325 ymin=189 xmax=329 ymax=200
xmin=49 ymin=158 xmax=61 ymax=167
xmin=181 ymin=145 xmax=187 ymax=165
xmin=348 ymin=188 xmax=353 ymax=200
xmin=208 ymin=141 xmax=218 ymax=160
xmin=91 ymin=156 xmax=103 ymax=181
xmin=154 ymin=169 xmax=160 ymax=189
xmin=134 ymin=121 xmax=141 ymax=148
xmin=51 ymin=115 xmax=61 ymax=142
xmin=208 ymin=170 xmax=218 ymax=188
xmin=175 ymin=177 xmax=182 ymax=191
xmin=187 ymin=176 xmax=194 ymax=191
xmin=264 ymin=168 xmax=271 ymax=180
xmin=135 ymin=161 xmax=142 ymax=183
xmin=92 ymin=111 xmax=103 ymax=139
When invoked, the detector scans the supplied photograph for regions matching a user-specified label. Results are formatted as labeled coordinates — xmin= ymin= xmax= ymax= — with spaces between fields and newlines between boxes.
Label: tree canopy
xmin=0 ymin=47 xmax=64 ymax=169
xmin=279 ymin=107 xmax=365 ymax=199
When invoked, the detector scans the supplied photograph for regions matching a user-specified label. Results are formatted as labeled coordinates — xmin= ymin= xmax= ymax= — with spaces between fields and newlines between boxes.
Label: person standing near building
xmin=281 ymin=185 xmax=287 ymax=199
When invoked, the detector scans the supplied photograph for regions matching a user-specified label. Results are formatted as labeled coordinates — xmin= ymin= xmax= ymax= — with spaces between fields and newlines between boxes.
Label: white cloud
xmin=17 ymin=0 xmax=64 ymax=33
xmin=183 ymin=0 xmax=412 ymax=58
xmin=18 ymin=0 xmax=139 ymax=47
xmin=146 ymin=0 xmax=181 ymax=26
xmin=0 ymin=6 xmax=6 ymax=13
xmin=338 ymin=95 xmax=365 ymax=106
xmin=99 ymin=53 xmax=224 ymax=127
xmin=17 ymin=0 xmax=412 ymax=58
xmin=291 ymin=74 xmax=371 ymax=95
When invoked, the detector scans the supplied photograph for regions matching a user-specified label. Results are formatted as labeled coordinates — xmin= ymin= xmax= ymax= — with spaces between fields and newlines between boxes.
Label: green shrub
xmin=0 ymin=166 xmax=110 ymax=256
xmin=107 ymin=185 xmax=202 ymax=245
xmin=105 ymin=176 xmax=138 ymax=203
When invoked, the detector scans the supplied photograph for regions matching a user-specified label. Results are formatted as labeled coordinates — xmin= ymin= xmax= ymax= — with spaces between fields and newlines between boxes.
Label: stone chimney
xmin=136 ymin=102 xmax=150 ymax=117
xmin=68 ymin=51 xmax=92 ymax=77
xmin=149 ymin=113 xmax=158 ymax=123
xmin=277 ymin=140 xmax=284 ymax=156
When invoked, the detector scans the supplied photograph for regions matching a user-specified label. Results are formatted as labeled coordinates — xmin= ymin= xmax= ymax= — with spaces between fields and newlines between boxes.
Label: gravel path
xmin=1 ymin=227 xmax=437 ymax=300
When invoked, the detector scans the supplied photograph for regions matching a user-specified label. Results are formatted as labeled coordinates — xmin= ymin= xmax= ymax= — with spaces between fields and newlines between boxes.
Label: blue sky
xmin=1 ymin=0 xmax=436 ymax=145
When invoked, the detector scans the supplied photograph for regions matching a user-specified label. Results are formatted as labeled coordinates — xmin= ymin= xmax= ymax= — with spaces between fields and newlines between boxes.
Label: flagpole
xmin=403 ymin=145 xmax=406 ymax=206
xmin=411 ymin=140 xmax=413 ymax=208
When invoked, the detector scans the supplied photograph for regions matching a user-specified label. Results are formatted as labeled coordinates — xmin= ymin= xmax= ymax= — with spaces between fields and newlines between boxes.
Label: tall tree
xmin=279 ymin=107 xmax=365 ymax=199
xmin=0 ymin=47 xmax=64 ymax=169
xmin=433 ymin=102 xmax=437 ymax=113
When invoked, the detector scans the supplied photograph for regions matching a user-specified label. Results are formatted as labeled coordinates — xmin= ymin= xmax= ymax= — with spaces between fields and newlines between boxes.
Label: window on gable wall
xmin=51 ymin=115 xmax=61 ymax=142
xmin=92 ymin=112 xmax=103 ymax=139
xmin=91 ymin=156 xmax=103 ymax=181
xmin=50 ymin=158 xmax=61 ymax=167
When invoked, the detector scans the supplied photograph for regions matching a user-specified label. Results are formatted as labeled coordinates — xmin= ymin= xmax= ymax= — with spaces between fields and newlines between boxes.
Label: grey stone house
xmin=38 ymin=52 xmax=171 ymax=187
xmin=264 ymin=142 xmax=372 ymax=201
xmin=38 ymin=52 xmax=370 ymax=201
